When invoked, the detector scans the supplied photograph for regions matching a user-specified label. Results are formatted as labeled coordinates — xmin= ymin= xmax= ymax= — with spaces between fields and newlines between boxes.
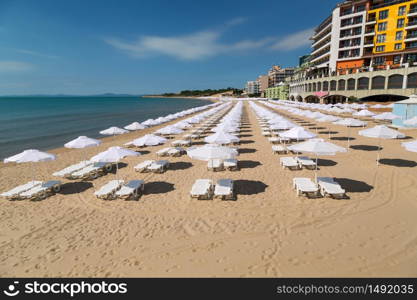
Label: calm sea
xmin=0 ymin=96 xmax=211 ymax=159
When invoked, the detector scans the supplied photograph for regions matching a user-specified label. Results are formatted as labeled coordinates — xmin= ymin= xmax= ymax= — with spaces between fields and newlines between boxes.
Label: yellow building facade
xmin=369 ymin=0 xmax=417 ymax=56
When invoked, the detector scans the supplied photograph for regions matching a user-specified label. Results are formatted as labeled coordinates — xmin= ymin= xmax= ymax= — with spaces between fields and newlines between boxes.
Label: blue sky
xmin=0 ymin=0 xmax=339 ymax=95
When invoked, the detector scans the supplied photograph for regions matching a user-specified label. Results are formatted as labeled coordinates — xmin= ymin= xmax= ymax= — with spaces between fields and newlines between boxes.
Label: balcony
xmin=408 ymin=7 xmax=417 ymax=17
xmin=405 ymin=21 xmax=417 ymax=30
xmin=405 ymin=34 xmax=417 ymax=42
xmin=312 ymin=22 xmax=332 ymax=39
xmin=310 ymin=51 xmax=330 ymax=64
xmin=311 ymin=41 xmax=331 ymax=56
xmin=370 ymin=0 xmax=409 ymax=10
xmin=312 ymin=30 xmax=331 ymax=47
xmin=366 ymin=18 xmax=376 ymax=25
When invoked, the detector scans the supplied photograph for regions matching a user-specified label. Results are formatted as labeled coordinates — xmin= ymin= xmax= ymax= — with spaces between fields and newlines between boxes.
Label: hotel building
xmin=288 ymin=0 xmax=417 ymax=103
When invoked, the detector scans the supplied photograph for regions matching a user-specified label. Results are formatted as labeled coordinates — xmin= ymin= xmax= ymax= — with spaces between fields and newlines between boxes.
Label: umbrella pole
xmin=377 ymin=138 xmax=382 ymax=166
xmin=347 ymin=126 xmax=351 ymax=149
xmin=315 ymin=153 xmax=318 ymax=184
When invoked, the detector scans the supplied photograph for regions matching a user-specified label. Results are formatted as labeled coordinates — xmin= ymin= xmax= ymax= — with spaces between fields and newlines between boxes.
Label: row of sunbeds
xmin=207 ymin=159 xmax=239 ymax=172
xmin=280 ymin=156 xmax=317 ymax=170
xmin=94 ymin=179 xmax=145 ymax=200
xmin=190 ymin=179 xmax=236 ymax=200
xmin=52 ymin=161 xmax=115 ymax=180
xmin=293 ymin=177 xmax=346 ymax=199
xmin=134 ymin=160 xmax=170 ymax=173
xmin=1 ymin=180 xmax=62 ymax=201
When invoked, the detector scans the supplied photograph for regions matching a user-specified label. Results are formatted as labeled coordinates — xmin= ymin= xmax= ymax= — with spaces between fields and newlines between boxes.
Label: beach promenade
xmin=1 ymin=101 xmax=417 ymax=277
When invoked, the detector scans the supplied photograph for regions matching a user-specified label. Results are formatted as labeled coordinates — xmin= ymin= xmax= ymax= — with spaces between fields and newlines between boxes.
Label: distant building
xmin=299 ymin=55 xmax=311 ymax=67
xmin=268 ymin=65 xmax=295 ymax=87
xmin=265 ymin=82 xmax=289 ymax=100
xmin=245 ymin=81 xmax=260 ymax=95
xmin=257 ymin=75 xmax=269 ymax=96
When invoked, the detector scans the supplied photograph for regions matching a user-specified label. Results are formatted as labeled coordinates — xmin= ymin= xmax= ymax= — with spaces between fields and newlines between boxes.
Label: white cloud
xmin=104 ymin=30 xmax=269 ymax=60
xmin=0 ymin=61 xmax=34 ymax=72
xmin=270 ymin=28 xmax=315 ymax=51
xmin=14 ymin=49 xmax=59 ymax=59
xmin=105 ymin=22 xmax=314 ymax=60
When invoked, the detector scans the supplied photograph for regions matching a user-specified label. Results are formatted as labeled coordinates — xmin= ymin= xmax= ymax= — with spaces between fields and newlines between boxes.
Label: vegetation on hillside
xmin=160 ymin=87 xmax=242 ymax=97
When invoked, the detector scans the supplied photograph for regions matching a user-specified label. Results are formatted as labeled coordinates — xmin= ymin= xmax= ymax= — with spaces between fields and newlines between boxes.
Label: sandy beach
xmin=1 ymin=101 xmax=417 ymax=277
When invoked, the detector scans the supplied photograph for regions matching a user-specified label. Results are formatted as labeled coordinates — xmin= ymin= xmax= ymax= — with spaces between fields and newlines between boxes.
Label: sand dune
xmin=1 ymin=101 xmax=417 ymax=277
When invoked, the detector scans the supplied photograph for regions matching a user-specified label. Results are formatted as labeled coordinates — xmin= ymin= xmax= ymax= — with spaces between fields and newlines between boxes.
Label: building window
xmin=338 ymin=79 xmax=346 ymax=91
xmin=376 ymin=45 xmax=385 ymax=52
xmin=407 ymin=72 xmax=417 ymax=88
xmin=398 ymin=6 xmax=406 ymax=16
xmin=374 ymin=56 xmax=386 ymax=65
xmin=357 ymin=77 xmax=369 ymax=90
xmin=330 ymin=80 xmax=337 ymax=91
xmin=347 ymin=78 xmax=356 ymax=90
xmin=395 ymin=43 xmax=402 ymax=50
xmin=379 ymin=10 xmax=388 ymax=20
xmin=376 ymin=34 xmax=386 ymax=43
xmin=393 ymin=55 xmax=401 ymax=64
xmin=388 ymin=74 xmax=403 ymax=89
xmin=377 ymin=22 xmax=387 ymax=31
xmin=397 ymin=18 xmax=405 ymax=28
xmin=371 ymin=76 xmax=385 ymax=89
xmin=395 ymin=31 xmax=403 ymax=40
xmin=351 ymin=48 xmax=360 ymax=57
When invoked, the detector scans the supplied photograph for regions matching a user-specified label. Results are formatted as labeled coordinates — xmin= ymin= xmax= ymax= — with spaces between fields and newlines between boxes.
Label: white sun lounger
xmin=171 ymin=140 xmax=191 ymax=147
xmin=156 ymin=147 xmax=172 ymax=157
xmin=71 ymin=162 xmax=111 ymax=180
xmin=168 ymin=147 xmax=183 ymax=157
xmin=293 ymin=177 xmax=319 ymax=198
xmin=94 ymin=180 xmax=124 ymax=200
xmin=134 ymin=160 xmax=155 ymax=173
xmin=190 ymin=179 xmax=214 ymax=200
xmin=19 ymin=180 xmax=62 ymax=200
xmin=52 ymin=160 xmax=92 ymax=178
xmin=115 ymin=180 xmax=145 ymax=200
xmin=223 ymin=159 xmax=239 ymax=171
xmin=148 ymin=160 xmax=170 ymax=173
xmin=317 ymin=177 xmax=346 ymax=199
xmin=1 ymin=181 xmax=43 ymax=200
xmin=296 ymin=156 xmax=317 ymax=170
xmin=214 ymin=179 xmax=236 ymax=200
xmin=268 ymin=137 xmax=280 ymax=144
xmin=261 ymin=131 xmax=271 ymax=137
xmin=280 ymin=157 xmax=301 ymax=170
xmin=272 ymin=145 xmax=288 ymax=154
xmin=207 ymin=159 xmax=224 ymax=171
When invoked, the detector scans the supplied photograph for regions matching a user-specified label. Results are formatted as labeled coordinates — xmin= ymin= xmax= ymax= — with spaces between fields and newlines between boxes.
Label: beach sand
xmin=1 ymin=101 xmax=417 ymax=277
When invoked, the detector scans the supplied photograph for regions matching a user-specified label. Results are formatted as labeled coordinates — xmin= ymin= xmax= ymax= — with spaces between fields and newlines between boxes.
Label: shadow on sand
xmin=334 ymin=178 xmax=373 ymax=193
xmin=350 ymin=145 xmax=380 ymax=151
xmin=234 ymin=180 xmax=268 ymax=195
xmin=144 ymin=181 xmax=175 ymax=195
xmin=379 ymin=159 xmax=417 ymax=168
xmin=59 ymin=182 xmax=93 ymax=195
xmin=239 ymin=160 xmax=262 ymax=169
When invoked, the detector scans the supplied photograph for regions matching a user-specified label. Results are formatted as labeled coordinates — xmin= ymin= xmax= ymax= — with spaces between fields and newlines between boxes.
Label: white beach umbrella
xmin=316 ymin=115 xmax=340 ymax=139
xmin=371 ymin=104 xmax=385 ymax=109
xmin=187 ymin=144 xmax=238 ymax=161
xmin=64 ymin=136 xmax=101 ymax=149
xmin=279 ymin=127 xmax=317 ymax=141
xmin=353 ymin=109 xmax=375 ymax=117
xmin=124 ymin=122 xmax=147 ymax=131
xmin=402 ymin=140 xmax=417 ymax=153
xmin=204 ymin=131 xmax=239 ymax=145
xmin=288 ymin=139 xmax=347 ymax=182
xmin=359 ymin=125 xmax=405 ymax=165
xmin=4 ymin=149 xmax=56 ymax=163
xmin=155 ymin=125 xmax=184 ymax=135
xmin=4 ymin=149 xmax=56 ymax=182
xmin=372 ymin=112 xmax=401 ymax=121
xmin=141 ymin=119 xmax=158 ymax=126
xmin=130 ymin=134 xmax=167 ymax=147
xmin=90 ymin=146 xmax=139 ymax=178
xmin=403 ymin=116 xmax=417 ymax=125
xmin=269 ymin=120 xmax=296 ymax=130
xmin=99 ymin=126 xmax=128 ymax=136
xmin=333 ymin=118 xmax=367 ymax=148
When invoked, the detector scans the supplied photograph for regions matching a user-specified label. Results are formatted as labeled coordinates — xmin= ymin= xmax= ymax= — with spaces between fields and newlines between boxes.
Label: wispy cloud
xmin=270 ymin=28 xmax=315 ymax=51
xmin=0 ymin=61 xmax=34 ymax=72
xmin=105 ymin=21 xmax=313 ymax=60
xmin=0 ymin=47 xmax=59 ymax=59
xmin=14 ymin=48 xmax=59 ymax=59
